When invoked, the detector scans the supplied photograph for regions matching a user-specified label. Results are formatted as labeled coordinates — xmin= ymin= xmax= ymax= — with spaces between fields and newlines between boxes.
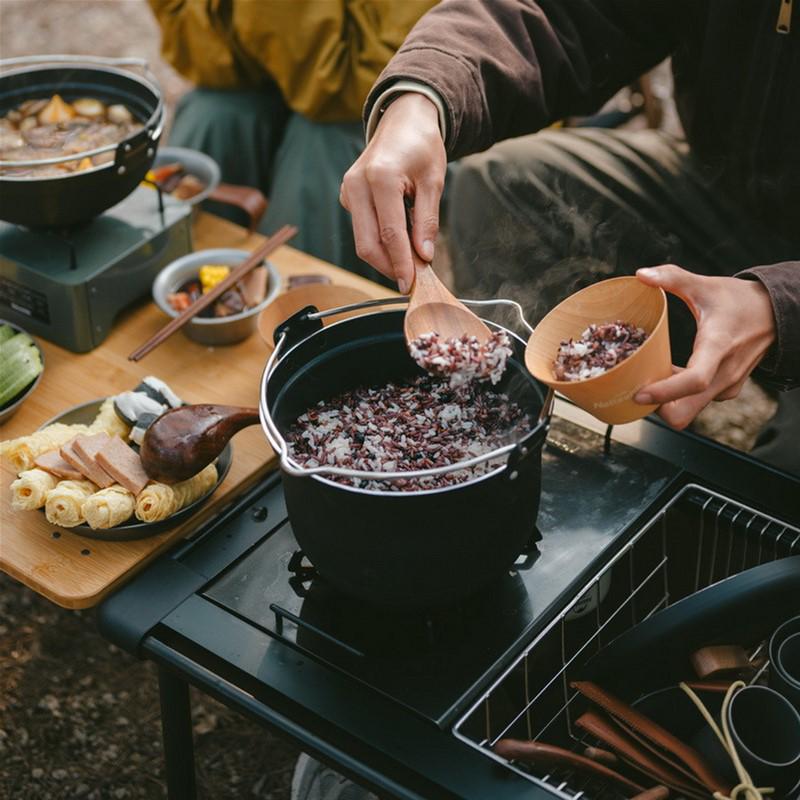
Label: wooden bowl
xmin=525 ymin=276 xmax=671 ymax=424
xmin=257 ymin=283 xmax=374 ymax=347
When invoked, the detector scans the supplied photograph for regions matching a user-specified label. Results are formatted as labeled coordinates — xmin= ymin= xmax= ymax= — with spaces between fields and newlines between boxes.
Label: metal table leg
xmin=158 ymin=665 xmax=197 ymax=800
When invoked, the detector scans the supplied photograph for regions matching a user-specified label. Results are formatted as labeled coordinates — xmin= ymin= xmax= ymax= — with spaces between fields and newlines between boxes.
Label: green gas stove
xmin=0 ymin=186 xmax=192 ymax=352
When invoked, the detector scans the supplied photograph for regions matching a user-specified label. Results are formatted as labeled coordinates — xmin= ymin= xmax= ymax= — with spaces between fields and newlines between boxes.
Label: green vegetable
xmin=0 ymin=328 xmax=43 ymax=406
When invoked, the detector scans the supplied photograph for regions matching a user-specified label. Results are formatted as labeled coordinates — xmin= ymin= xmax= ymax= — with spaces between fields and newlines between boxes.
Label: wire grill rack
xmin=453 ymin=484 xmax=800 ymax=799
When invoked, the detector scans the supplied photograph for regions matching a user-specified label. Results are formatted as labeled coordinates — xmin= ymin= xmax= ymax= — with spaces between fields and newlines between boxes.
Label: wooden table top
xmin=0 ymin=212 xmax=394 ymax=609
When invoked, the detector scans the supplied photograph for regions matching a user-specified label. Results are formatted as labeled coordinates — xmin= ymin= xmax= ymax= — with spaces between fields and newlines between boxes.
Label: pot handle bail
xmin=274 ymin=305 xmax=324 ymax=349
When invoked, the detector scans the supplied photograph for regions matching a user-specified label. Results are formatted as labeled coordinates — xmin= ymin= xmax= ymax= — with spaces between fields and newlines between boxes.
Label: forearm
xmin=365 ymin=0 xmax=686 ymax=159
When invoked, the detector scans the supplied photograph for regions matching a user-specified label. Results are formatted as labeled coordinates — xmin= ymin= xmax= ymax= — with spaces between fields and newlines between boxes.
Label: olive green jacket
xmin=149 ymin=0 xmax=437 ymax=122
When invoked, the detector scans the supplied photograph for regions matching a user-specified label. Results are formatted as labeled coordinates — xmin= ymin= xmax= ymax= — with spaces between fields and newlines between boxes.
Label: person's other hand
xmin=634 ymin=265 xmax=776 ymax=429
xmin=340 ymin=93 xmax=446 ymax=293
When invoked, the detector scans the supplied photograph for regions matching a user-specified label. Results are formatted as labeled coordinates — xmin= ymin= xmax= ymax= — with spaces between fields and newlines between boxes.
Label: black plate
xmin=583 ymin=556 xmax=800 ymax=694
xmin=38 ymin=399 xmax=232 ymax=541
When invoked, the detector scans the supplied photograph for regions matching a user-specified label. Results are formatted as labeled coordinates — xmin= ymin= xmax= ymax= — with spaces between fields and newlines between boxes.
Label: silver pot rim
xmin=259 ymin=298 xmax=553 ymax=496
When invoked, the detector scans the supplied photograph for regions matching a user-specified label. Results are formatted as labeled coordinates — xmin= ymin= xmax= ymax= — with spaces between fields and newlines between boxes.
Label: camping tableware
xmin=525 ymin=276 xmax=671 ymax=424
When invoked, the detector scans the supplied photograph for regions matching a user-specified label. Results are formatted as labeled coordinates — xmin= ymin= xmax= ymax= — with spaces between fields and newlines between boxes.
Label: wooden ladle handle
xmin=140 ymin=404 xmax=259 ymax=484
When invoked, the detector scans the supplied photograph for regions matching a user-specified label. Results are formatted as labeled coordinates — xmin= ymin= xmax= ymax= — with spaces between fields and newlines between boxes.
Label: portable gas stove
xmin=0 ymin=185 xmax=191 ymax=352
xmin=98 ymin=406 xmax=799 ymax=800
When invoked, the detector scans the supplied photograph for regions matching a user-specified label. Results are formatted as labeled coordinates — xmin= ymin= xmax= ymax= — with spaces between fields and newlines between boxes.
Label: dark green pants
xmin=168 ymin=87 xmax=386 ymax=284
xmin=447 ymin=128 xmax=799 ymax=473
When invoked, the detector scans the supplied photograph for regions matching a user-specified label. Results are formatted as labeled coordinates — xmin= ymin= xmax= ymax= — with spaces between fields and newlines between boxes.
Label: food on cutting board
xmin=135 ymin=463 xmax=218 ymax=523
xmin=114 ymin=375 xmax=183 ymax=445
xmin=144 ymin=161 xmax=206 ymax=200
xmin=95 ymin=435 xmax=150 ymax=495
xmin=10 ymin=468 xmax=58 ymax=511
xmin=0 ymin=396 xmax=124 ymax=473
xmin=553 ymin=321 xmax=648 ymax=382
xmin=44 ymin=479 xmax=96 ymax=528
xmin=62 ymin=433 xmax=115 ymax=488
xmin=166 ymin=263 xmax=269 ymax=317
xmin=0 ymin=323 xmax=43 ymax=408
xmin=409 ymin=330 xmax=513 ymax=389
xmin=287 ymin=375 xmax=531 ymax=492
xmin=33 ymin=451 xmax=83 ymax=481
xmin=3 ymin=377 xmax=220 ymax=530
xmin=0 ymin=94 xmax=141 ymax=177
xmin=82 ymin=486 xmax=136 ymax=530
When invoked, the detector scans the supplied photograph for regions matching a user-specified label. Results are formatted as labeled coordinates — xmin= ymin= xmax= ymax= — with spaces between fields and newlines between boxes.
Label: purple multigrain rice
xmin=553 ymin=321 xmax=647 ymax=382
xmin=409 ymin=330 xmax=513 ymax=389
xmin=287 ymin=376 xmax=531 ymax=492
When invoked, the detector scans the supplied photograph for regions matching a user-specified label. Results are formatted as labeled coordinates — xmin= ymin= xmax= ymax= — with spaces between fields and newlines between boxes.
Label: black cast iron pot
xmin=260 ymin=299 xmax=552 ymax=609
xmin=0 ymin=55 xmax=163 ymax=228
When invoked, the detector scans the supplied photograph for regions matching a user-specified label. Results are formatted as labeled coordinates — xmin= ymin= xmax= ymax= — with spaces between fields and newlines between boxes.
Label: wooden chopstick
xmin=128 ymin=224 xmax=298 ymax=361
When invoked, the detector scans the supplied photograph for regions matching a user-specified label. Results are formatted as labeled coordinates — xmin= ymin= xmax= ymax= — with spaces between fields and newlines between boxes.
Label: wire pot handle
xmin=305 ymin=295 xmax=534 ymax=336
xmin=259 ymin=296 xmax=548 ymax=481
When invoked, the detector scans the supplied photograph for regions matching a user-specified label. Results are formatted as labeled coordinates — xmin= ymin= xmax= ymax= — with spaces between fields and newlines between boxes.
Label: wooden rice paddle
xmin=401 ymin=198 xmax=489 ymax=347
xmin=403 ymin=248 xmax=490 ymax=346
xmin=128 ymin=224 xmax=297 ymax=361
xmin=140 ymin=404 xmax=259 ymax=483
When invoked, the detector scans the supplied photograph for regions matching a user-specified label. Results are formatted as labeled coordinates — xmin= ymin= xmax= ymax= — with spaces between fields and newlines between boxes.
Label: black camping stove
xmin=0 ymin=185 xmax=191 ymax=352
xmin=98 ymin=406 xmax=799 ymax=800
xmin=193 ymin=416 xmax=672 ymax=726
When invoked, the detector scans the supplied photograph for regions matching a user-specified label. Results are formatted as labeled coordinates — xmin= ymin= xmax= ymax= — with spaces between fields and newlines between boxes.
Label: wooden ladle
xmin=140 ymin=404 xmax=259 ymax=484
xmin=403 ymin=250 xmax=491 ymax=345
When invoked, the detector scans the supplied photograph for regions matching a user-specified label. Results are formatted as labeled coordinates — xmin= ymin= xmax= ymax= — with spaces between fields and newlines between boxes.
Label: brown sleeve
xmin=364 ymin=0 xmax=689 ymax=159
xmin=737 ymin=262 xmax=800 ymax=384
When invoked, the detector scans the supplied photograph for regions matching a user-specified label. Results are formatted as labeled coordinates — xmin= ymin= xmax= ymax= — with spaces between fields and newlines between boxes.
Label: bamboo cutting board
xmin=0 ymin=213 xmax=395 ymax=608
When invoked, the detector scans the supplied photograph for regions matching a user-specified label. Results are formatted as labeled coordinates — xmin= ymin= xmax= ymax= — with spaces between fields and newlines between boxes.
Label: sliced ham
xmin=34 ymin=450 xmax=84 ymax=481
xmin=74 ymin=433 xmax=113 ymax=470
xmin=60 ymin=436 xmax=115 ymax=488
xmin=96 ymin=436 xmax=149 ymax=495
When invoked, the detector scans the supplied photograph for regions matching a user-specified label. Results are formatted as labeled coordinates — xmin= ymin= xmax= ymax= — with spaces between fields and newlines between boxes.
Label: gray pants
xmin=168 ymin=87 xmax=387 ymax=284
xmin=448 ymin=128 xmax=799 ymax=473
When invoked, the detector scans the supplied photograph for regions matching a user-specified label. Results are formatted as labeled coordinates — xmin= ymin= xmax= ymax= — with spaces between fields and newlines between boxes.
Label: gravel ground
xmin=0 ymin=2 xmax=778 ymax=798
xmin=0 ymin=576 xmax=299 ymax=800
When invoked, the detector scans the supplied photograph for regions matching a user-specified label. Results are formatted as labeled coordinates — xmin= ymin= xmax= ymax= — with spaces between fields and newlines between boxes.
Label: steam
xmin=447 ymin=159 xmax=681 ymax=336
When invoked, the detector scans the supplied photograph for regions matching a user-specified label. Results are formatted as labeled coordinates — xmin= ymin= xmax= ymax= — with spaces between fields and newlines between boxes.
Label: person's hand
xmin=634 ymin=265 xmax=776 ymax=429
xmin=340 ymin=93 xmax=446 ymax=293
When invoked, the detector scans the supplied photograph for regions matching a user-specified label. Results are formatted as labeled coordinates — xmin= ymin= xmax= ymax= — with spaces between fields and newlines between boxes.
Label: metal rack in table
xmin=98 ymin=402 xmax=800 ymax=800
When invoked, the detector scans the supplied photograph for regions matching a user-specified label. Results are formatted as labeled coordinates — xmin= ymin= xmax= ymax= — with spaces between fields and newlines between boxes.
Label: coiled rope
xmin=679 ymin=680 xmax=774 ymax=800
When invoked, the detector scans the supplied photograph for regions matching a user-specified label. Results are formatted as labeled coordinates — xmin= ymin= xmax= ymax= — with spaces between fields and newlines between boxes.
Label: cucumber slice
xmin=0 ymin=343 xmax=40 ymax=374
xmin=0 ymin=354 xmax=37 ymax=389
xmin=0 ymin=343 xmax=42 ymax=405
xmin=0 ymin=324 xmax=15 ymax=345
xmin=0 ymin=332 xmax=35 ymax=360
xmin=0 ymin=362 xmax=41 ymax=406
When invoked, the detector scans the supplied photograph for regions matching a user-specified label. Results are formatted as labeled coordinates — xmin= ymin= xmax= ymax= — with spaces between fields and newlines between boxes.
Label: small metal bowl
xmin=152 ymin=249 xmax=281 ymax=346
xmin=0 ymin=320 xmax=45 ymax=426
xmin=150 ymin=146 xmax=220 ymax=207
